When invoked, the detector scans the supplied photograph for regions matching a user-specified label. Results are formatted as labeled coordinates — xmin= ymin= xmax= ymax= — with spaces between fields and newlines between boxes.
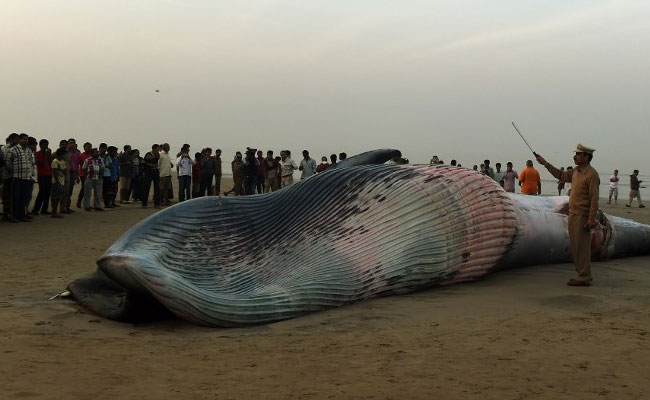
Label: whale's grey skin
xmin=328 ymin=149 xmax=402 ymax=170
xmin=67 ymin=162 xmax=650 ymax=327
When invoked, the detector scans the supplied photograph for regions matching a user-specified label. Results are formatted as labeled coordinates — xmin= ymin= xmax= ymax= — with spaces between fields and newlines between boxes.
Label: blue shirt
xmin=103 ymin=155 xmax=113 ymax=177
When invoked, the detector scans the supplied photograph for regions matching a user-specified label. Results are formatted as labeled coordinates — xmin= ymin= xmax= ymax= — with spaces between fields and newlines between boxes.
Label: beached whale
xmin=66 ymin=151 xmax=650 ymax=327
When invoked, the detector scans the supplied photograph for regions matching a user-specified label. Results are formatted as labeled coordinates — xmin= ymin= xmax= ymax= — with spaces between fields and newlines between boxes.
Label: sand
xmin=1 ymin=186 xmax=649 ymax=400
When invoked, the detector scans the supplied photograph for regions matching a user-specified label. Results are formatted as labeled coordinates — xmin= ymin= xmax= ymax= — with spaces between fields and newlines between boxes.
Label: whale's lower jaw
xmin=67 ymin=270 xmax=173 ymax=322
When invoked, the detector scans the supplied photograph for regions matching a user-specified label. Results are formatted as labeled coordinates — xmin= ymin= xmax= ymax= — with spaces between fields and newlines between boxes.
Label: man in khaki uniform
xmin=535 ymin=144 xmax=599 ymax=286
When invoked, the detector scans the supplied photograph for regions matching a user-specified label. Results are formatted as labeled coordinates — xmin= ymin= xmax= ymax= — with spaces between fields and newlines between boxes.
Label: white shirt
xmin=158 ymin=151 xmax=172 ymax=177
xmin=279 ymin=157 xmax=298 ymax=177
xmin=176 ymin=155 xmax=192 ymax=177
xmin=609 ymin=175 xmax=619 ymax=189
xmin=300 ymin=158 xmax=317 ymax=179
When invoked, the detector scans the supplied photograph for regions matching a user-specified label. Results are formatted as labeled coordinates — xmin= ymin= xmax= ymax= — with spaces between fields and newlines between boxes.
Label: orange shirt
xmin=519 ymin=166 xmax=540 ymax=194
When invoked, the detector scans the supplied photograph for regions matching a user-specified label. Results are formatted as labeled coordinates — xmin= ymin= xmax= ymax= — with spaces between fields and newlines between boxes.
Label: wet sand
xmin=1 ymin=187 xmax=649 ymax=400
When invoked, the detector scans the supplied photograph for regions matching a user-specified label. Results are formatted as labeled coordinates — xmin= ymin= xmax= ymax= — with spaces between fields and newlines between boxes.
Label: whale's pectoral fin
xmin=330 ymin=149 xmax=402 ymax=169
xmin=66 ymin=270 xmax=173 ymax=322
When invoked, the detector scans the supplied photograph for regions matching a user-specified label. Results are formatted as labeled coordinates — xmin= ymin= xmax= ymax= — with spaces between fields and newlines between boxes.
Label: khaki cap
xmin=574 ymin=143 xmax=595 ymax=155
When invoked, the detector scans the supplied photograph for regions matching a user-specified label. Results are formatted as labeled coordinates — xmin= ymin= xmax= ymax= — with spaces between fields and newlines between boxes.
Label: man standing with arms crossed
xmin=535 ymin=144 xmax=599 ymax=286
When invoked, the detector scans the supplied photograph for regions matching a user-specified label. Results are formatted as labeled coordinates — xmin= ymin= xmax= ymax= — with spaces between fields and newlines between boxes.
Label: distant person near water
xmin=626 ymin=169 xmax=645 ymax=208
xmin=518 ymin=160 xmax=541 ymax=195
xmin=493 ymin=162 xmax=504 ymax=187
xmin=608 ymin=169 xmax=619 ymax=205
xmin=482 ymin=159 xmax=495 ymax=179
xmin=557 ymin=167 xmax=565 ymax=196
xmin=502 ymin=162 xmax=518 ymax=193
xmin=565 ymin=166 xmax=573 ymax=195
xmin=536 ymin=143 xmax=599 ymax=287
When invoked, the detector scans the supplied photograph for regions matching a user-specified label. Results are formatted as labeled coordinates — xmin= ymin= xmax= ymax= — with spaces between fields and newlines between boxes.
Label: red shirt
xmin=36 ymin=150 xmax=53 ymax=177
xmin=79 ymin=151 xmax=92 ymax=177
xmin=192 ymin=159 xmax=202 ymax=182
xmin=256 ymin=156 xmax=266 ymax=176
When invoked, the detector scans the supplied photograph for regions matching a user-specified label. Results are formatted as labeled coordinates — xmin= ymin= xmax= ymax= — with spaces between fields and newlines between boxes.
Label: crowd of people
xmin=1 ymin=133 xmax=645 ymax=224
xmin=0 ymin=133 xmax=355 ymax=223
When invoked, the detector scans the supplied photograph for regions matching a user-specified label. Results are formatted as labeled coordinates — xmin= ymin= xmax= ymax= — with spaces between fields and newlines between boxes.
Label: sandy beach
xmin=1 ymin=182 xmax=649 ymax=400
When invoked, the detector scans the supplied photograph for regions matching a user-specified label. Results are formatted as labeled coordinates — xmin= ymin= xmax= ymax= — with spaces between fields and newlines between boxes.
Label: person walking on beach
xmin=536 ymin=144 xmax=599 ymax=286
xmin=608 ymin=169 xmax=619 ymax=205
xmin=626 ymin=170 xmax=645 ymax=208
xmin=519 ymin=160 xmax=541 ymax=195
xmin=502 ymin=162 xmax=518 ymax=193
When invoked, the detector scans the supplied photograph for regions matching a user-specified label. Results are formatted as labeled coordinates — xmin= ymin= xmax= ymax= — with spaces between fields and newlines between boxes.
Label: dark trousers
xmin=2 ymin=178 xmax=12 ymax=216
xmin=256 ymin=175 xmax=265 ymax=194
xmin=192 ymin=180 xmax=200 ymax=198
xmin=25 ymin=180 xmax=34 ymax=208
xmin=11 ymin=178 xmax=30 ymax=220
xmin=141 ymin=170 xmax=160 ymax=206
xmin=178 ymin=175 xmax=191 ymax=202
xmin=128 ymin=175 xmax=142 ymax=201
xmin=33 ymin=176 xmax=52 ymax=213
xmin=244 ymin=176 xmax=256 ymax=195
xmin=67 ymin=172 xmax=78 ymax=209
xmin=102 ymin=177 xmax=112 ymax=206
xmin=77 ymin=176 xmax=86 ymax=206
xmin=200 ymin=173 xmax=214 ymax=196
xmin=215 ymin=174 xmax=221 ymax=196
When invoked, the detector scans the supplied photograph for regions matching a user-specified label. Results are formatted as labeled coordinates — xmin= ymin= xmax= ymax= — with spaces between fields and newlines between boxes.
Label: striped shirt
xmin=8 ymin=145 xmax=32 ymax=179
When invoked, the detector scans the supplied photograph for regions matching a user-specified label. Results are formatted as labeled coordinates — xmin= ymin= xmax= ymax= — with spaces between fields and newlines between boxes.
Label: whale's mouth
xmin=66 ymin=265 xmax=174 ymax=323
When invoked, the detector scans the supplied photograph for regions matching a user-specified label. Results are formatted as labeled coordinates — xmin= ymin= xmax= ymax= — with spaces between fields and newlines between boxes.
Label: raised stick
xmin=511 ymin=122 xmax=538 ymax=157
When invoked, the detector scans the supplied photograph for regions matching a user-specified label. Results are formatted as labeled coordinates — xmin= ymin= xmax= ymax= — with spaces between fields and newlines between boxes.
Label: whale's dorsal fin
xmin=329 ymin=149 xmax=402 ymax=169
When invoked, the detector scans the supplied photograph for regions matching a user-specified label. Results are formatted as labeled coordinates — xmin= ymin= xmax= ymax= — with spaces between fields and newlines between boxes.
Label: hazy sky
xmin=1 ymin=0 xmax=648 ymax=174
